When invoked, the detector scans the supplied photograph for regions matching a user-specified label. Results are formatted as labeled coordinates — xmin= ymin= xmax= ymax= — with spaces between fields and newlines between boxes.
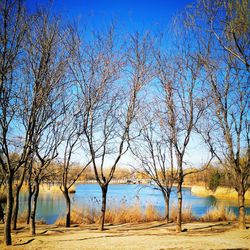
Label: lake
xmin=19 ymin=184 xmax=250 ymax=224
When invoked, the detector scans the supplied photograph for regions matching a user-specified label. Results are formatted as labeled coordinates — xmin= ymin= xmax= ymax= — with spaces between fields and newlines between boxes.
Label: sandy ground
xmin=0 ymin=221 xmax=250 ymax=250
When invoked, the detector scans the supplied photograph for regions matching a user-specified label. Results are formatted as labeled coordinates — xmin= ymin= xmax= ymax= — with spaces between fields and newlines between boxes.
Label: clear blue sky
xmin=25 ymin=0 xmax=209 ymax=168
xmin=26 ymin=0 xmax=193 ymax=32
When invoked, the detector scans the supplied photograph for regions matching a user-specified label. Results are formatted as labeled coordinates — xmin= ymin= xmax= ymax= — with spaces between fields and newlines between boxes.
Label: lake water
xmin=19 ymin=184 xmax=250 ymax=224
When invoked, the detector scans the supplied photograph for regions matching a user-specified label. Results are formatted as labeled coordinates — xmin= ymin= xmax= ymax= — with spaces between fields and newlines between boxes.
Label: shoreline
xmin=2 ymin=182 xmax=249 ymax=201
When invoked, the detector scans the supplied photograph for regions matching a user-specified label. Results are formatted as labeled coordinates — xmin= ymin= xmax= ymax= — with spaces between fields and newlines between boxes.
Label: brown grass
xmin=30 ymin=202 xmax=247 ymax=227
xmin=17 ymin=210 xmax=46 ymax=225
xmin=21 ymin=183 xmax=76 ymax=194
xmin=191 ymin=185 xmax=250 ymax=200
xmin=170 ymin=205 xmax=196 ymax=222
xmin=105 ymin=202 xmax=162 ymax=224
xmin=246 ymin=214 xmax=250 ymax=221
xmin=17 ymin=211 xmax=28 ymax=223
xmin=55 ymin=202 xmax=163 ymax=226
xmin=201 ymin=205 xmax=236 ymax=222
xmin=0 ymin=186 xmax=6 ymax=203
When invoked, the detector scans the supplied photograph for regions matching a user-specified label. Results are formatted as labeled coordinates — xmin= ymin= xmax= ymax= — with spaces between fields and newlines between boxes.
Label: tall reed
xmin=170 ymin=205 xmax=195 ymax=222
xmin=55 ymin=202 xmax=162 ymax=226
xmin=201 ymin=205 xmax=236 ymax=222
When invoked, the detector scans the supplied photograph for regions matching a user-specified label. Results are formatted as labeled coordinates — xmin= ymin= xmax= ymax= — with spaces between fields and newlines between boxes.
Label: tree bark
xmin=176 ymin=181 xmax=182 ymax=233
xmin=26 ymin=164 xmax=33 ymax=225
xmin=238 ymin=186 xmax=246 ymax=230
xmin=4 ymin=174 xmax=13 ymax=245
xmin=100 ymin=185 xmax=108 ymax=231
xmin=12 ymin=187 xmax=20 ymax=230
xmin=63 ymin=189 xmax=71 ymax=227
xmin=163 ymin=191 xmax=170 ymax=222
xmin=26 ymin=180 xmax=33 ymax=224
xmin=12 ymin=167 xmax=26 ymax=230
xmin=30 ymin=180 xmax=39 ymax=236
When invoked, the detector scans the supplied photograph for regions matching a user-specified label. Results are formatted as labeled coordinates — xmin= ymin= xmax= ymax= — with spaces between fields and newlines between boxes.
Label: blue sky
xmin=24 ymin=0 xmax=210 ymax=168
xmin=26 ymin=0 xmax=193 ymax=32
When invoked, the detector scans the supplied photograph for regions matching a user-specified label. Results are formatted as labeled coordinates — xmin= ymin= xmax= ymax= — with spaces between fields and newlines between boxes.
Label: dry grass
xmin=201 ymin=205 xmax=237 ymax=222
xmin=21 ymin=202 xmax=250 ymax=227
xmin=246 ymin=214 xmax=250 ymax=221
xmin=145 ymin=204 xmax=162 ymax=221
xmin=55 ymin=203 xmax=204 ymax=226
xmin=105 ymin=202 xmax=162 ymax=224
xmin=17 ymin=210 xmax=46 ymax=225
xmin=36 ymin=219 xmax=47 ymax=225
xmin=21 ymin=183 xmax=76 ymax=194
xmin=0 ymin=186 xmax=6 ymax=203
xmin=170 ymin=205 xmax=196 ymax=222
xmin=55 ymin=206 xmax=101 ymax=226
xmin=191 ymin=186 xmax=250 ymax=200
xmin=55 ymin=202 xmax=163 ymax=226
xmin=17 ymin=211 xmax=28 ymax=223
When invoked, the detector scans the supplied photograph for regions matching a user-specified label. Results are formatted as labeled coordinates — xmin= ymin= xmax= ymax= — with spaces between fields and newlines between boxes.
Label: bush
xmin=208 ymin=170 xmax=221 ymax=192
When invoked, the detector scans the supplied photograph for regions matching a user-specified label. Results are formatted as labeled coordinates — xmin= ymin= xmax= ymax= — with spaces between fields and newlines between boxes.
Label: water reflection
xmin=18 ymin=184 xmax=250 ymax=224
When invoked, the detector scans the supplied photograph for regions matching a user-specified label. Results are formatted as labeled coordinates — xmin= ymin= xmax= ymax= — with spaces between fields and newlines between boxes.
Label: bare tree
xmin=70 ymin=28 xmax=153 ymax=230
xmin=198 ymin=0 xmax=249 ymax=71
xmin=155 ymin=42 xmax=214 ymax=232
xmin=198 ymin=57 xmax=249 ymax=229
xmin=0 ymin=0 xmax=28 ymax=245
xmin=25 ymin=157 xmax=34 ymax=224
xmin=11 ymin=159 xmax=29 ymax=230
xmin=18 ymin=7 xmax=70 ymax=235
xmin=30 ymin=123 xmax=62 ymax=235
xmin=184 ymin=0 xmax=250 ymax=229
xmin=131 ymin=111 xmax=176 ymax=222
xmin=59 ymin=102 xmax=92 ymax=227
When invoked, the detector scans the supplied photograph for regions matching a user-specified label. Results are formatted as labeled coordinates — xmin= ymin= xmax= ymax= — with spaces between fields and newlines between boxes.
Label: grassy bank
xmin=55 ymin=203 xmax=197 ymax=226
xmin=54 ymin=203 xmax=246 ymax=226
xmin=191 ymin=185 xmax=250 ymax=200
xmin=55 ymin=203 xmax=163 ymax=225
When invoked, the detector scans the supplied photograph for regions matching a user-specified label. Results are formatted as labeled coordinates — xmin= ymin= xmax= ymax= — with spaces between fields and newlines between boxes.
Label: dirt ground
xmin=0 ymin=221 xmax=250 ymax=250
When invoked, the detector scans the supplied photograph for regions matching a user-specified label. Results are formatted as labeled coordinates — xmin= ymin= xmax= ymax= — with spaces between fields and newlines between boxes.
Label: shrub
xmin=208 ymin=170 xmax=221 ymax=192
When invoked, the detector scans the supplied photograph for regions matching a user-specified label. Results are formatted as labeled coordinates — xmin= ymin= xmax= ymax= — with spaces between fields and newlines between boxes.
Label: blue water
xmin=19 ymin=184 xmax=250 ymax=224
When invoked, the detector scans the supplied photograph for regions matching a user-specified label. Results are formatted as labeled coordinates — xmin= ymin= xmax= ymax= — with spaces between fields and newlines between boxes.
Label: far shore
xmin=1 ymin=182 xmax=249 ymax=202
xmin=191 ymin=185 xmax=250 ymax=200
xmin=18 ymin=182 xmax=250 ymax=201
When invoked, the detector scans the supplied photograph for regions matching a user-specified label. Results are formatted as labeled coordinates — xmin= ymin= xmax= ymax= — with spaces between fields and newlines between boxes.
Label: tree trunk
xmin=26 ymin=162 xmax=33 ymax=225
xmin=100 ymin=185 xmax=108 ymax=231
xmin=12 ymin=187 xmax=20 ymax=230
xmin=63 ymin=188 xmax=71 ymax=227
xmin=176 ymin=181 xmax=182 ymax=233
xmin=12 ymin=166 xmax=26 ymax=230
xmin=26 ymin=180 xmax=33 ymax=224
xmin=4 ymin=175 xmax=13 ymax=245
xmin=162 ymin=191 xmax=170 ymax=222
xmin=238 ymin=187 xmax=246 ymax=230
xmin=30 ymin=180 xmax=39 ymax=236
